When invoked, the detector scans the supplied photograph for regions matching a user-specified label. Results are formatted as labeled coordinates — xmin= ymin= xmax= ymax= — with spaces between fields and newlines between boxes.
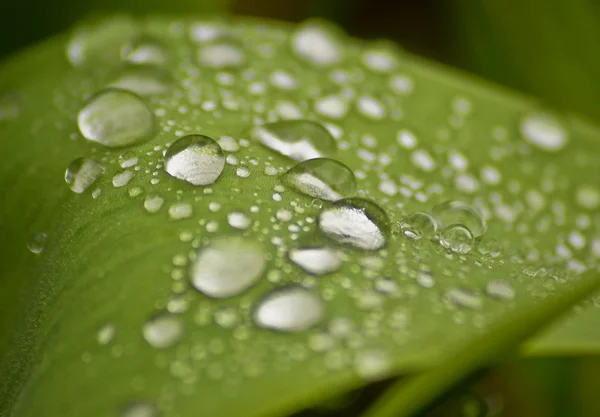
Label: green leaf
xmin=1 ymin=15 xmax=600 ymax=417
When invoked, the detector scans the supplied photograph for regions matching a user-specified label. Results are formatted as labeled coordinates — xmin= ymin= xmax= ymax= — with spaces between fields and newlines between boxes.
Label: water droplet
xmin=67 ymin=16 xmax=139 ymax=67
xmin=121 ymin=401 xmax=159 ymax=417
xmin=254 ymin=286 xmax=324 ymax=332
xmin=282 ymin=158 xmax=356 ymax=201
xmin=361 ymin=45 xmax=399 ymax=73
xmin=446 ymin=288 xmax=482 ymax=309
xmin=27 ymin=233 xmax=48 ymax=254
xmin=168 ymin=202 xmax=193 ymax=220
xmin=65 ymin=158 xmax=105 ymax=193
xmin=291 ymin=20 xmax=343 ymax=67
xmin=113 ymin=169 xmax=134 ymax=187
xmin=164 ymin=134 xmax=225 ymax=186
xmin=520 ymin=112 xmax=568 ymax=151
xmin=191 ymin=237 xmax=266 ymax=298
xmin=319 ymin=198 xmax=390 ymax=250
xmin=289 ymin=247 xmax=342 ymax=275
xmin=227 ymin=212 xmax=251 ymax=230
xmin=248 ymin=120 xmax=336 ymax=162
xmin=121 ymin=36 xmax=169 ymax=66
xmin=77 ymin=89 xmax=155 ymax=148
xmin=354 ymin=349 xmax=392 ymax=380
xmin=110 ymin=65 xmax=175 ymax=96
xmin=314 ymin=95 xmax=349 ymax=119
xmin=97 ymin=323 xmax=116 ymax=345
xmin=576 ymin=185 xmax=600 ymax=210
xmin=440 ymin=224 xmax=474 ymax=254
xmin=144 ymin=194 xmax=164 ymax=214
xmin=142 ymin=313 xmax=183 ymax=349
xmin=197 ymin=39 xmax=246 ymax=69
xmin=399 ymin=212 xmax=437 ymax=240
xmin=485 ymin=280 xmax=515 ymax=301
xmin=432 ymin=201 xmax=486 ymax=239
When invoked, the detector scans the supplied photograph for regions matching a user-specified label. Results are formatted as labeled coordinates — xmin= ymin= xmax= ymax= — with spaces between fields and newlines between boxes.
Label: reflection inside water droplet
xmin=254 ymin=286 xmax=324 ymax=332
xmin=164 ymin=134 xmax=225 ymax=186
xmin=282 ymin=158 xmax=356 ymax=201
xmin=289 ymin=247 xmax=342 ymax=275
xmin=65 ymin=158 xmax=105 ymax=193
xmin=440 ymin=224 xmax=474 ymax=254
xmin=27 ymin=233 xmax=48 ymax=254
xmin=399 ymin=212 xmax=437 ymax=240
xmin=432 ymin=201 xmax=486 ymax=240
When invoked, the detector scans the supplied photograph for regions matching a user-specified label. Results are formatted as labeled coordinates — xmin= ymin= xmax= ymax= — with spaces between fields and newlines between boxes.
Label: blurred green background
xmin=1 ymin=0 xmax=599 ymax=416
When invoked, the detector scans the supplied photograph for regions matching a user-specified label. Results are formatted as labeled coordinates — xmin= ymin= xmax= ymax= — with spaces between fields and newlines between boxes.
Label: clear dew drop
xmin=439 ymin=224 xmax=474 ymax=254
xmin=248 ymin=120 xmax=336 ymax=162
xmin=485 ymin=280 xmax=516 ymax=301
xmin=191 ymin=236 xmax=266 ymax=298
xmin=77 ymin=88 xmax=155 ymax=148
xmin=432 ymin=201 xmax=486 ymax=239
xmin=121 ymin=36 xmax=169 ymax=66
xmin=164 ymin=134 xmax=225 ymax=186
xmin=282 ymin=158 xmax=356 ymax=201
xmin=318 ymin=198 xmax=390 ymax=251
xmin=520 ymin=112 xmax=569 ymax=152
xmin=197 ymin=39 xmax=246 ymax=69
xmin=227 ymin=211 xmax=251 ymax=230
xmin=290 ymin=20 xmax=343 ymax=67
xmin=27 ymin=233 xmax=48 ymax=254
xmin=65 ymin=157 xmax=105 ymax=193
xmin=96 ymin=323 xmax=116 ymax=345
xmin=288 ymin=247 xmax=342 ymax=275
xmin=66 ymin=16 xmax=139 ymax=67
xmin=142 ymin=313 xmax=183 ymax=349
xmin=399 ymin=212 xmax=437 ymax=240
xmin=144 ymin=194 xmax=164 ymax=214
xmin=110 ymin=65 xmax=175 ymax=97
xmin=254 ymin=286 xmax=324 ymax=332
xmin=112 ymin=169 xmax=134 ymax=188
xmin=119 ymin=151 xmax=138 ymax=168
xmin=446 ymin=288 xmax=482 ymax=309
xmin=121 ymin=402 xmax=160 ymax=417
xmin=168 ymin=202 xmax=193 ymax=220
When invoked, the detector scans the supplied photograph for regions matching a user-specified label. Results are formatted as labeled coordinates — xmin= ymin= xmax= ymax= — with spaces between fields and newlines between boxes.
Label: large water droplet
xmin=520 ymin=112 xmax=568 ymax=152
xmin=247 ymin=120 xmax=336 ymax=162
xmin=121 ymin=36 xmax=169 ymax=66
xmin=164 ymin=134 xmax=225 ymax=186
xmin=191 ymin=237 xmax=266 ymax=298
xmin=440 ymin=224 xmax=474 ymax=254
xmin=319 ymin=198 xmax=390 ymax=250
xmin=197 ymin=39 xmax=246 ymax=69
xmin=431 ymin=201 xmax=486 ymax=240
xmin=67 ymin=16 xmax=139 ymax=67
xmin=142 ymin=313 xmax=183 ymax=349
xmin=65 ymin=157 xmax=105 ymax=193
xmin=399 ymin=212 xmax=437 ymax=240
xmin=289 ymin=247 xmax=342 ymax=275
xmin=282 ymin=158 xmax=356 ymax=201
xmin=254 ymin=286 xmax=324 ymax=332
xmin=291 ymin=20 xmax=343 ymax=67
xmin=110 ymin=65 xmax=175 ymax=97
xmin=77 ymin=89 xmax=155 ymax=148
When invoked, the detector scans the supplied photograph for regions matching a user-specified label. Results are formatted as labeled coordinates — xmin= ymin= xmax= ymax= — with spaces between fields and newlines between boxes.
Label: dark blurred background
xmin=2 ymin=0 xmax=600 ymax=121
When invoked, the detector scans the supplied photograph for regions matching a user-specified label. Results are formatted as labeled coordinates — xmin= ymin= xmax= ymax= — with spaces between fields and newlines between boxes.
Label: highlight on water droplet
xmin=77 ymin=88 xmax=155 ymax=148
xmin=318 ymin=198 xmax=390 ymax=250
xmin=191 ymin=236 xmax=266 ymax=298
xmin=288 ymin=247 xmax=342 ymax=275
xmin=27 ymin=233 xmax=48 ymax=254
xmin=290 ymin=19 xmax=344 ymax=67
xmin=247 ymin=120 xmax=336 ymax=162
xmin=254 ymin=286 xmax=324 ymax=332
xmin=485 ymin=280 xmax=515 ymax=301
xmin=144 ymin=194 xmax=164 ymax=214
xmin=65 ymin=157 xmax=105 ymax=193
xmin=142 ymin=313 xmax=183 ymax=349
xmin=164 ymin=134 xmax=225 ymax=186
xmin=282 ymin=158 xmax=356 ymax=201
xmin=399 ymin=212 xmax=437 ymax=240
xmin=520 ymin=112 xmax=569 ymax=152
xmin=432 ymin=201 xmax=486 ymax=240
xmin=121 ymin=36 xmax=169 ymax=66
xmin=439 ymin=224 xmax=474 ymax=254
xmin=446 ymin=287 xmax=482 ymax=309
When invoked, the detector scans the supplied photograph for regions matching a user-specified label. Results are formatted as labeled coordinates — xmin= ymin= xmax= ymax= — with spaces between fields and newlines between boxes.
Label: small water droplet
xmin=282 ymin=158 xmax=356 ymax=201
xmin=319 ymin=198 xmax=390 ymax=250
xmin=354 ymin=349 xmax=392 ymax=380
xmin=119 ymin=151 xmax=138 ymax=168
xmin=399 ymin=212 xmax=437 ymax=240
xmin=197 ymin=39 xmax=246 ymax=69
xmin=432 ymin=201 xmax=486 ymax=239
xmin=113 ymin=169 xmax=134 ymax=187
xmin=191 ymin=237 xmax=266 ymax=298
xmin=440 ymin=224 xmax=474 ymax=254
xmin=289 ymin=247 xmax=342 ymax=275
xmin=27 ymin=233 xmax=48 ymax=254
xmin=168 ymin=202 xmax=193 ymax=220
xmin=485 ymin=280 xmax=515 ymax=301
xmin=65 ymin=158 xmax=105 ymax=193
xmin=164 ymin=134 xmax=225 ymax=186
xmin=110 ymin=65 xmax=175 ymax=96
xmin=121 ymin=401 xmax=160 ymax=417
xmin=227 ymin=211 xmax=251 ymax=230
xmin=144 ymin=194 xmax=164 ymax=214
xmin=97 ymin=323 xmax=116 ymax=345
xmin=121 ymin=36 xmax=169 ymax=66
xmin=143 ymin=313 xmax=183 ymax=349
xmin=291 ymin=20 xmax=343 ymax=67
xmin=446 ymin=288 xmax=482 ymax=309
xmin=248 ymin=120 xmax=336 ymax=162
xmin=520 ymin=112 xmax=568 ymax=151
xmin=78 ymin=88 xmax=155 ymax=148
xmin=254 ymin=286 xmax=324 ymax=332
